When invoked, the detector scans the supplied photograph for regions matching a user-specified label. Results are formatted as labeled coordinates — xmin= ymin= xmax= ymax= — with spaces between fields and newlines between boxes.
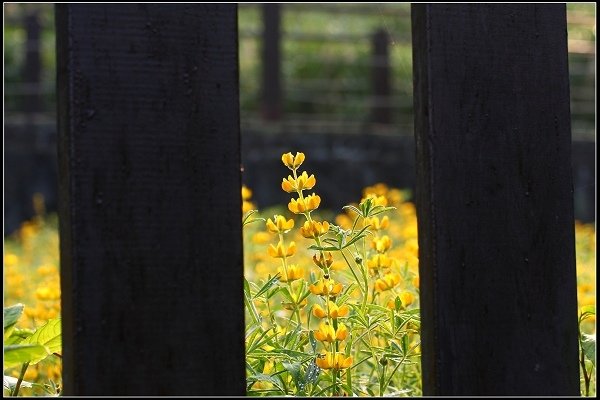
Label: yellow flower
xmin=365 ymin=216 xmax=390 ymax=231
xmin=241 ymin=185 xmax=253 ymax=200
xmin=400 ymin=291 xmax=415 ymax=307
xmin=300 ymin=220 xmax=329 ymax=238
xmin=361 ymin=193 xmax=388 ymax=207
xmin=412 ymin=275 xmax=420 ymax=289
xmin=281 ymin=152 xmax=305 ymax=170
xmin=266 ymin=215 xmax=294 ymax=233
xmin=372 ymin=235 xmax=392 ymax=253
xmin=367 ymin=254 xmax=393 ymax=272
xmin=309 ymin=277 xmax=343 ymax=296
xmin=281 ymin=171 xmax=316 ymax=193
xmin=267 ymin=241 xmax=297 ymax=258
xmin=277 ymin=264 xmax=305 ymax=282
xmin=288 ymin=194 xmax=321 ymax=214
xmin=314 ymin=321 xmax=348 ymax=343
xmin=375 ymin=273 xmax=401 ymax=292
xmin=316 ymin=351 xmax=353 ymax=370
xmin=312 ymin=301 xmax=349 ymax=319
xmin=252 ymin=232 xmax=271 ymax=245
xmin=37 ymin=264 xmax=58 ymax=276
xmin=312 ymin=252 xmax=334 ymax=270
xmin=242 ymin=200 xmax=256 ymax=214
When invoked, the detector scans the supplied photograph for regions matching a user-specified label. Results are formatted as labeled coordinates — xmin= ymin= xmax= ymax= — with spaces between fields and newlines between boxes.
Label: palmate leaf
xmin=3 ymin=344 xmax=50 ymax=368
xmin=22 ymin=318 xmax=61 ymax=355
xmin=3 ymin=304 xmax=24 ymax=340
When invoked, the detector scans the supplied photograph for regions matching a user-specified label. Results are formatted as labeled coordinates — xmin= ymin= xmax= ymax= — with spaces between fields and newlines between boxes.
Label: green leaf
xmin=581 ymin=333 xmax=595 ymax=366
xmin=308 ymin=331 xmax=317 ymax=354
xmin=3 ymin=304 xmax=24 ymax=340
xmin=4 ymin=328 xmax=34 ymax=345
xmin=22 ymin=318 xmax=61 ymax=355
xmin=3 ymin=344 xmax=50 ymax=368
xmin=304 ymin=360 xmax=320 ymax=385
xmin=247 ymin=373 xmax=284 ymax=392
xmin=254 ymin=274 xmax=281 ymax=299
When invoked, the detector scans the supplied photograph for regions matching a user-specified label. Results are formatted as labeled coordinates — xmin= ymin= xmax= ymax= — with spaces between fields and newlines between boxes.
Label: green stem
xmin=11 ymin=362 xmax=30 ymax=397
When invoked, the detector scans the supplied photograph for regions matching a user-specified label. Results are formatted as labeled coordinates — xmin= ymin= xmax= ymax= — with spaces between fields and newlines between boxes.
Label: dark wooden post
xmin=56 ymin=4 xmax=244 ymax=395
xmin=371 ymin=28 xmax=391 ymax=124
xmin=412 ymin=4 xmax=579 ymax=396
xmin=24 ymin=10 xmax=41 ymax=113
xmin=261 ymin=4 xmax=282 ymax=120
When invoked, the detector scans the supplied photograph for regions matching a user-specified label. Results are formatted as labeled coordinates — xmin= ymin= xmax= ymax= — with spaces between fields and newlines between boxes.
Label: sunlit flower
xmin=266 ymin=215 xmax=295 ymax=234
xmin=300 ymin=220 xmax=329 ymax=238
xmin=365 ymin=215 xmax=390 ymax=231
xmin=314 ymin=321 xmax=348 ymax=343
xmin=372 ymin=235 xmax=392 ymax=253
xmin=375 ymin=273 xmax=401 ymax=292
xmin=281 ymin=171 xmax=316 ymax=193
xmin=267 ymin=241 xmax=297 ymax=258
xmin=309 ymin=277 xmax=343 ymax=296
xmin=316 ymin=351 xmax=353 ymax=370
xmin=400 ymin=291 xmax=415 ymax=307
xmin=312 ymin=301 xmax=349 ymax=319
xmin=281 ymin=152 xmax=305 ymax=170
xmin=312 ymin=252 xmax=334 ymax=270
xmin=412 ymin=275 xmax=420 ymax=289
xmin=288 ymin=194 xmax=321 ymax=214
xmin=277 ymin=264 xmax=305 ymax=282
xmin=367 ymin=254 xmax=393 ymax=272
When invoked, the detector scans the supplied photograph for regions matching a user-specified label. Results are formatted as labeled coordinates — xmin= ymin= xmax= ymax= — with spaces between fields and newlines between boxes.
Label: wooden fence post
xmin=261 ymin=4 xmax=282 ymax=121
xmin=56 ymin=4 xmax=244 ymax=395
xmin=412 ymin=4 xmax=579 ymax=395
xmin=371 ymin=28 xmax=391 ymax=125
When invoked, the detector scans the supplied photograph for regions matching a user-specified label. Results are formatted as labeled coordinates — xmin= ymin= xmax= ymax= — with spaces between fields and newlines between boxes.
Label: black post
xmin=24 ymin=10 xmax=41 ymax=113
xmin=412 ymin=4 xmax=579 ymax=396
xmin=261 ymin=4 xmax=282 ymax=120
xmin=371 ymin=28 xmax=391 ymax=125
xmin=56 ymin=4 xmax=244 ymax=395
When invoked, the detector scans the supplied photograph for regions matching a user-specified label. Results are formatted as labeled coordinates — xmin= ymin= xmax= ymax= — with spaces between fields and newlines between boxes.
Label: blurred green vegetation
xmin=4 ymin=4 xmax=596 ymax=128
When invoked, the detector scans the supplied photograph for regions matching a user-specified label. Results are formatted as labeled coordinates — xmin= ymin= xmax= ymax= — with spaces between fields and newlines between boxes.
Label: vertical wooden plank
xmin=412 ymin=4 xmax=579 ymax=395
xmin=24 ymin=10 xmax=41 ymax=113
xmin=371 ymin=28 xmax=391 ymax=124
xmin=56 ymin=4 xmax=244 ymax=395
xmin=261 ymin=4 xmax=282 ymax=120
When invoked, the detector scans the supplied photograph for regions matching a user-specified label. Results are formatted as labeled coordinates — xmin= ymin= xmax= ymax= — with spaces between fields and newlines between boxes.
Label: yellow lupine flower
xmin=288 ymin=194 xmax=321 ymax=214
xmin=281 ymin=152 xmax=305 ymax=170
xmin=267 ymin=241 xmax=297 ymax=258
xmin=400 ymin=291 xmax=415 ymax=307
xmin=312 ymin=252 xmax=334 ymax=270
xmin=4 ymin=253 xmax=19 ymax=267
xmin=300 ymin=220 xmax=329 ymax=238
xmin=281 ymin=171 xmax=316 ymax=193
xmin=375 ymin=273 xmax=401 ymax=292
xmin=252 ymin=232 xmax=271 ymax=245
xmin=309 ymin=277 xmax=343 ymax=297
xmin=316 ymin=351 xmax=353 ymax=370
xmin=314 ymin=321 xmax=348 ymax=343
xmin=312 ymin=301 xmax=349 ymax=319
xmin=266 ymin=215 xmax=295 ymax=233
xmin=361 ymin=193 xmax=388 ymax=207
xmin=372 ymin=235 xmax=392 ymax=253
xmin=277 ymin=264 xmax=305 ymax=282
xmin=367 ymin=254 xmax=393 ymax=272
xmin=365 ymin=215 xmax=390 ymax=231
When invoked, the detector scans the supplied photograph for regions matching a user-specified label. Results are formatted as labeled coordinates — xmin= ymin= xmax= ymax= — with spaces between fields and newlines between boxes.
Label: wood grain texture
xmin=412 ymin=4 xmax=579 ymax=395
xmin=56 ymin=4 xmax=244 ymax=395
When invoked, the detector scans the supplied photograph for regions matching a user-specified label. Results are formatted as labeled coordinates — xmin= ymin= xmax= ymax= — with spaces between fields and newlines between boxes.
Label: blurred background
xmin=4 ymin=3 xmax=596 ymax=235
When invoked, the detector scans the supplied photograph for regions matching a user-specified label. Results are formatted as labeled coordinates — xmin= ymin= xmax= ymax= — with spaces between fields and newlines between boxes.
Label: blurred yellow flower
xmin=277 ymin=264 xmax=305 ymax=282
xmin=375 ymin=273 xmax=401 ymax=292
xmin=372 ymin=235 xmax=392 ymax=253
